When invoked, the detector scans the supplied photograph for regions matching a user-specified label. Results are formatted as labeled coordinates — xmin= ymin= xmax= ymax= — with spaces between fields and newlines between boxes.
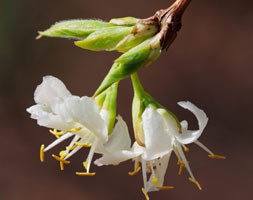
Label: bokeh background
xmin=1 ymin=0 xmax=253 ymax=199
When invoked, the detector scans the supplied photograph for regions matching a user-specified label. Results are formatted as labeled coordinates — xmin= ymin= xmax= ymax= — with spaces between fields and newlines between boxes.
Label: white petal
xmin=34 ymin=76 xmax=71 ymax=106
xmin=99 ymin=109 xmax=110 ymax=125
xmin=104 ymin=116 xmax=131 ymax=153
xmin=26 ymin=104 xmax=72 ymax=130
xmin=57 ymin=96 xmax=108 ymax=143
xmin=176 ymin=101 xmax=208 ymax=144
xmin=146 ymin=153 xmax=171 ymax=192
xmin=142 ymin=107 xmax=173 ymax=160
xmin=94 ymin=142 xmax=143 ymax=166
xmin=94 ymin=150 xmax=139 ymax=166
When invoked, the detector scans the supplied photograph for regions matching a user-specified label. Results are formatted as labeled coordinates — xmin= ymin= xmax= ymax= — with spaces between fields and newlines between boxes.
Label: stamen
xmin=75 ymin=142 xmax=92 ymax=148
xmin=177 ymin=160 xmax=190 ymax=175
xmin=156 ymin=186 xmax=175 ymax=190
xmin=52 ymin=154 xmax=70 ymax=171
xmin=66 ymin=144 xmax=78 ymax=151
xmin=85 ymin=139 xmax=98 ymax=173
xmin=182 ymin=144 xmax=190 ymax=152
xmin=128 ymin=166 xmax=141 ymax=176
xmin=178 ymin=161 xmax=185 ymax=175
xmin=50 ymin=129 xmax=64 ymax=138
xmin=76 ymin=172 xmax=96 ymax=176
xmin=67 ymin=127 xmax=82 ymax=133
xmin=60 ymin=151 xmax=67 ymax=158
xmin=141 ymin=188 xmax=150 ymax=200
xmin=40 ymin=144 xmax=45 ymax=162
xmin=208 ymin=154 xmax=226 ymax=160
xmin=52 ymin=154 xmax=70 ymax=164
xmin=188 ymin=177 xmax=202 ymax=190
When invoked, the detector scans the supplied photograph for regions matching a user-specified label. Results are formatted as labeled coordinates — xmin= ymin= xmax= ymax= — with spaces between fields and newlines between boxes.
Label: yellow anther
xmin=50 ymin=129 xmax=64 ymax=138
xmin=52 ymin=154 xmax=70 ymax=171
xmin=76 ymin=172 xmax=96 ymax=176
xmin=60 ymin=162 xmax=64 ymax=171
xmin=182 ymin=144 xmax=190 ymax=152
xmin=128 ymin=166 xmax=141 ymax=176
xmin=156 ymin=186 xmax=175 ymax=190
xmin=67 ymin=127 xmax=82 ymax=133
xmin=52 ymin=154 xmax=70 ymax=164
xmin=59 ymin=151 xmax=67 ymax=158
xmin=178 ymin=162 xmax=185 ymax=175
xmin=40 ymin=144 xmax=45 ymax=162
xmin=188 ymin=177 xmax=202 ymax=190
xmin=151 ymin=178 xmax=159 ymax=185
xmin=83 ymin=162 xmax=88 ymax=170
xmin=75 ymin=142 xmax=92 ymax=148
xmin=66 ymin=144 xmax=78 ymax=151
xmin=208 ymin=154 xmax=226 ymax=160
xmin=141 ymin=188 xmax=150 ymax=200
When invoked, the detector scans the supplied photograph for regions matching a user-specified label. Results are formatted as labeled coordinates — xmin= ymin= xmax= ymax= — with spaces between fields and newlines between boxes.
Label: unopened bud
xmin=94 ymin=37 xmax=161 ymax=95
xmin=37 ymin=19 xmax=111 ymax=40
xmin=109 ymin=17 xmax=139 ymax=26
xmin=75 ymin=26 xmax=132 ymax=51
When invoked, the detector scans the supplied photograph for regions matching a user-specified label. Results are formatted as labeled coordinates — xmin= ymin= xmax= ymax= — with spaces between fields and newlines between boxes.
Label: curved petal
xmin=94 ymin=150 xmax=139 ymax=166
xmin=176 ymin=101 xmax=208 ymax=144
xmin=34 ymin=76 xmax=71 ymax=106
xmin=142 ymin=106 xmax=173 ymax=160
xmin=58 ymin=96 xmax=108 ymax=143
xmin=26 ymin=104 xmax=72 ymax=130
xmin=104 ymin=116 xmax=131 ymax=153
xmin=94 ymin=142 xmax=144 ymax=166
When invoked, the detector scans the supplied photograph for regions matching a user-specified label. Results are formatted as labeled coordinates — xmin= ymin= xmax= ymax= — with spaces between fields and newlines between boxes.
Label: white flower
xmin=95 ymin=101 xmax=224 ymax=196
xmin=27 ymin=76 xmax=128 ymax=175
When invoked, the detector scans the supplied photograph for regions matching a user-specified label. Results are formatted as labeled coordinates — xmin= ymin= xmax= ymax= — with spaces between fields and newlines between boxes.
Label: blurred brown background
xmin=0 ymin=0 xmax=253 ymax=199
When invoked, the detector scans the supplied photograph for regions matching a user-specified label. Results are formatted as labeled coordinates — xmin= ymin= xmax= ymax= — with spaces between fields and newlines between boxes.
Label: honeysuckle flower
xmin=95 ymin=100 xmax=223 ymax=198
xmin=27 ymin=76 xmax=128 ymax=175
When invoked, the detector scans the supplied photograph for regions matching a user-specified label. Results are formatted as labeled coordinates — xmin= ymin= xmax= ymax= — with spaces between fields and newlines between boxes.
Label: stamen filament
xmin=40 ymin=144 xmax=45 ymax=162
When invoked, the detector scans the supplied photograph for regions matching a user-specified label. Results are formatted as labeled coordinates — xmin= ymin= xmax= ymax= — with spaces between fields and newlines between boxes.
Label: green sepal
xmin=94 ymin=37 xmax=161 ymax=96
xmin=38 ymin=19 xmax=112 ymax=40
xmin=116 ymin=23 xmax=158 ymax=53
xmin=109 ymin=17 xmax=139 ymax=26
xmin=75 ymin=26 xmax=132 ymax=51
xmin=130 ymin=73 xmax=181 ymax=144
xmin=94 ymin=82 xmax=119 ymax=134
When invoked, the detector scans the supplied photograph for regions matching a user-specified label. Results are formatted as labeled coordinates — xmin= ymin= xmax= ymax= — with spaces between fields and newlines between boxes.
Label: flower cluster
xmin=27 ymin=0 xmax=225 ymax=199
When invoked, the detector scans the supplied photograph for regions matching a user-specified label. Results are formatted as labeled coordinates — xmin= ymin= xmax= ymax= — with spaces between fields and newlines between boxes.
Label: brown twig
xmin=141 ymin=0 xmax=192 ymax=50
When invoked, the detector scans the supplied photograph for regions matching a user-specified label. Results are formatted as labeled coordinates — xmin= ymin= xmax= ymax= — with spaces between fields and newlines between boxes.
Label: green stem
xmin=130 ymin=73 xmax=145 ymax=97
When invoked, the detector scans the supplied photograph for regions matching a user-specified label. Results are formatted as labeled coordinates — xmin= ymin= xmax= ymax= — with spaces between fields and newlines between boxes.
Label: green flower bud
xmin=75 ymin=26 xmax=132 ymax=51
xmin=94 ymin=37 xmax=161 ymax=96
xmin=109 ymin=17 xmax=139 ymax=26
xmin=116 ymin=23 xmax=158 ymax=53
xmin=37 ymin=19 xmax=112 ymax=40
